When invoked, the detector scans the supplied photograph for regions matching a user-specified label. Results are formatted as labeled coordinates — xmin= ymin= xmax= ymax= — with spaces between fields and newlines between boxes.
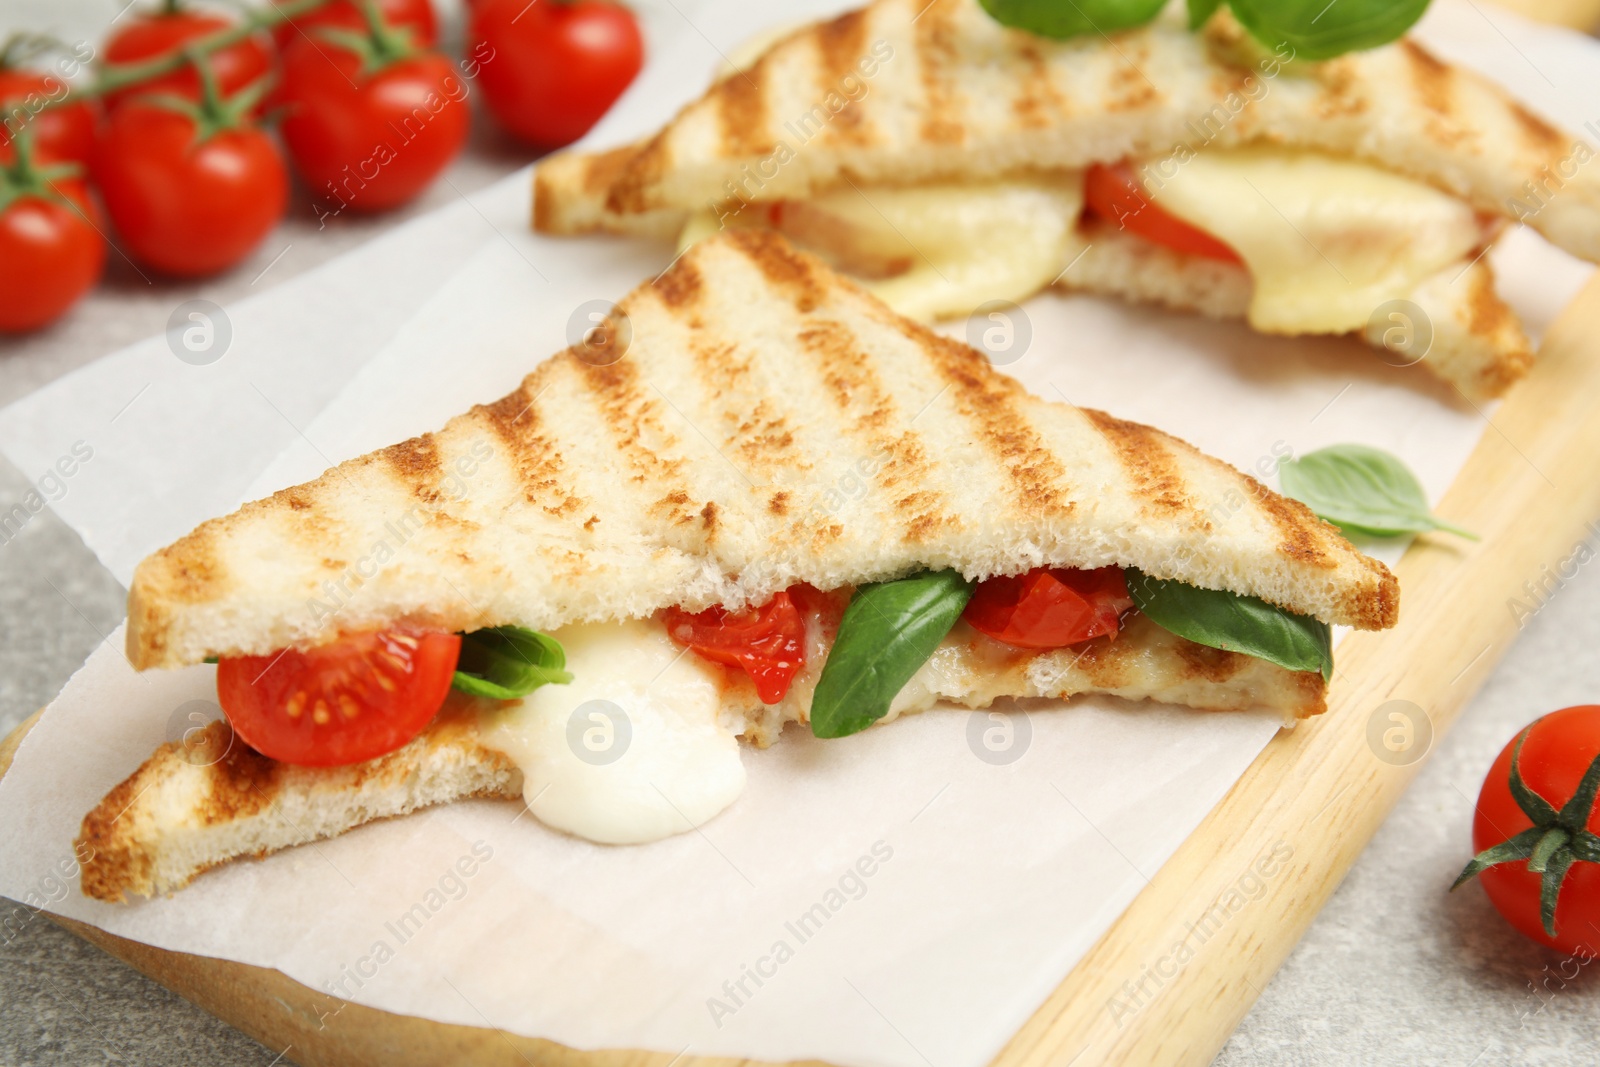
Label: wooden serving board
xmin=4 ymin=266 xmax=1599 ymax=1067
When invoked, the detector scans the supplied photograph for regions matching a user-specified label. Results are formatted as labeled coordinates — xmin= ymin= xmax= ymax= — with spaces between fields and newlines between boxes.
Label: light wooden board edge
xmin=5 ymin=266 xmax=1600 ymax=1067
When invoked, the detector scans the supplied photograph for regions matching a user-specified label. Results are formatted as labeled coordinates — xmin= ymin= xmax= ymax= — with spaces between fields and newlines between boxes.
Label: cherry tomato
xmin=0 ymin=176 xmax=104 ymax=333
xmin=101 ymin=10 xmax=273 ymax=111
xmin=469 ymin=0 xmax=643 ymax=148
xmin=664 ymin=590 xmax=808 ymax=704
xmin=217 ymin=629 xmax=462 ymax=766
xmin=1457 ymin=705 xmax=1600 ymax=957
xmin=272 ymin=0 xmax=438 ymax=52
xmin=94 ymin=100 xmax=287 ymax=277
xmin=1084 ymin=162 xmax=1241 ymax=264
xmin=0 ymin=69 xmax=97 ymax=166
xmin=277 ymin=36 xmax=469 ymax=213
xmin=963 ymin=566 xmax=1134 ymax=650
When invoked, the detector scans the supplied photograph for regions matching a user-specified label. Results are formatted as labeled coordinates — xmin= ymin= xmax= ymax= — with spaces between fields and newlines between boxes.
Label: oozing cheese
xmin=477 ymin=620 xmax=746 ymax=845
xmin=1137 ymin=148 xmax=1483 ymax=334
xmin=679 ymin=176 xmax=1088 ymax=322
xmin=677 ymin=149 xmax=1485 ymax=336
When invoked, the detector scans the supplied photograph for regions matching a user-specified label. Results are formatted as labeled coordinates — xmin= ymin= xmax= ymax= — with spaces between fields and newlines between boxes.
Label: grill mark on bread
xmin=653 ymin=254 xmax=703 ymax=308
xmin=730 ymin=228 xmax=826 ymax=311
xmin=1510 ymin=101 xmax=1568 ymax=157
xmin=574 ymin=346 xmax=695 ymax=509
xmin=914 ymin=0 xmax=964 ymax=144
xmin=1012 ymin=43 xmax=1065 ymax=128
xmin=1465 ymin=262 xmax=1533 ymax=394
xmin=1401 ymin=41 xmax=1467 ymax=148
xmin=797 ymin=317 xmax=948 ymax=540
xmin=584 ymin=145 xmax=642 ymax=194
xmin=1240 ymin=473 xmax=1337 ymax=569
xmin=474 ymin=387 xmax=579 ymax=515
xmin=717 ymin=67 xmax=775 ymax=158
xmin=1313 ymin=60 xmax=1368 ymax=119
xmin=1081 ymin=409 xmax=1197 ymax=518
xmin=816 ymin=9 xmax=872 ymax=145
xmin=383 ymin=435 xmax=444 ymax=503
xmin=907 ymin=323 xmax=1072 ymax=518
xmin=1108 ymin=41 xmax=1160 ymax=114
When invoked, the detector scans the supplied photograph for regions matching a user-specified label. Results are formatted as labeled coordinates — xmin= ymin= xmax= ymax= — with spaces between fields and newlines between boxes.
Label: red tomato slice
xmin=963 ymin=566 xmax=1134 ymax=650
xmin=1084 ymin=162 xmax=1242 ymax=264
xmin=664 ymin=591 xmax=807 ymax=704
xmin=216 ymin=629 xmax=461 ymax=767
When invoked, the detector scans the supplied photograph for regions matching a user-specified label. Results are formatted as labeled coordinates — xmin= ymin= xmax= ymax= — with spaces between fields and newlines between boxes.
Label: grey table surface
xmin=4 ymin=5 xmax=1600 ymax=1067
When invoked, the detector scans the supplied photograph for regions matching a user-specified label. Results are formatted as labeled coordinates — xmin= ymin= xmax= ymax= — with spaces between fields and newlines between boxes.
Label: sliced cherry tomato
xmin=1084 ymin=162 xmax=1241 ymax=264
xmin=1458 ymin=705 xmax=1600 ymax=958
xmin=94 ymin=99 xmax=288 ymax=277
xmin=0 ymin=69 xmax=97 ymax=166
xmin=0 ymin=175 xmax=104 ymax=333
xmin=101 ymin=10 xmax=273 ymax=111
xmin=963 ymin=566 xmax=1134 ymax=650
xmin=277 ymin=34 xmax=468 ymax=213
xmin=273 ymin=0 xmax=438 ymax=52
xmin=216 ymin=629 xmax=462 ymax=766
xmin=664 ymin=590 xmax=808 ymax=704
xmin=469 ymin=0 xmax=643 ymax=148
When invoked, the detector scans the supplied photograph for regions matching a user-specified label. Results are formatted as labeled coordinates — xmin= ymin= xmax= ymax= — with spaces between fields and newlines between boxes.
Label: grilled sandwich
xmin=81 ymin=230 xmax=1396 ymax=901
xmin=534 ymin=0 xmax=1600 ymax=400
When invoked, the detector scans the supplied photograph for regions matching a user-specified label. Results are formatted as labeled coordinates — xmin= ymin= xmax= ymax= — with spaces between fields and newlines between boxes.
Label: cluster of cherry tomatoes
xmin=0 ymin=0 xmax=643 ymax=334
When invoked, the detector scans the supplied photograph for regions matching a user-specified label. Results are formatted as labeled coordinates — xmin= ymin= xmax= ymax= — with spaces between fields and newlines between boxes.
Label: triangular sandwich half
xmin=534 ymin=0 xmax=1600 ymax=400
xmin=81 ymin=230 xmax=1397 ymax=901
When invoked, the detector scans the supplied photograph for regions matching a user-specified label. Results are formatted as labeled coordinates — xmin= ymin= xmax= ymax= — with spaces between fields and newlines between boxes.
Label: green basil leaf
xmin=452 ymin=626 xmax=573 ymax=700
xmin=978 ymin=0 xmax=1168 ymax=40
xmin=1188 ymin=0 xmax=1224 ymax=30
xmin=811 ymin=570 xmax=975 ymax=739
xmin=1279 ymin=444 xmax=1476 ymax=540
xmin=1126 ymin=568 xmax=1333 ymax=680
xmin=1226 ymin=0 xmax=1431 ymax=61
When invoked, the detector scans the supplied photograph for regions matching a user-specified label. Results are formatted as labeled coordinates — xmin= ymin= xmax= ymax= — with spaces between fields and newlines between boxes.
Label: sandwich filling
xmin=212 ymin=567 xmax=1330 ymax=847
xmin=681 ymin=147 xmax=1490 ymax=334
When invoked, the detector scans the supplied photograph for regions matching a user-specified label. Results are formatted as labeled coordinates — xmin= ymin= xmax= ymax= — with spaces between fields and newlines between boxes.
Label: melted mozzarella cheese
xmin=477 ymin=620 xmax=746 ymax=845
xmin=1137 ymin=148 xmax=1483 ymax=334
xmin=679 ymin=176 xmax=1088 ymax=322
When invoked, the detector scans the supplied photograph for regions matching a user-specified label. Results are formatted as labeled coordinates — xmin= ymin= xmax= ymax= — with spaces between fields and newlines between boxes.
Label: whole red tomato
xmin=277 ymin=32 xmax=468 ymax=214
xmin=0 ymin=68 xmax=97 ymax=166
xmin=94 ymin=100 xmax=287 ymax=277
xmin=0 ymin=174 xmax=104 ymax=332
xmin=1455 ymin=705 xmax=1600 ymax=958
xmin=273 ymin=0 xmax=438 ymax=51
xmin=101 ymin=9 xmax=273 ymax=111
xmin=470 ymin=0 xmax=643 ymax=148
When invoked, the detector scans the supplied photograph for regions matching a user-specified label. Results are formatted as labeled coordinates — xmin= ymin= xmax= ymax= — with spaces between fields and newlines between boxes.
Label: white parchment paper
xmin=1 ymin=3 xmax=1596 ymax=1066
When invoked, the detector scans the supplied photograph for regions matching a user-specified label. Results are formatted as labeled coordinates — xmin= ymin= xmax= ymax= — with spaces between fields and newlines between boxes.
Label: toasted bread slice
xmin=594 ymin=1 xmax=1598 ymax=263
xmin=1063 ymin=222 xmax=1534 ymax=401
xmin=82 ymin=613 xmax=1317 ymax=901
xmin=76 ymin=703 xmax=520 ymax=902
xmin=127 ymin=230 xmax=1395 ymax=672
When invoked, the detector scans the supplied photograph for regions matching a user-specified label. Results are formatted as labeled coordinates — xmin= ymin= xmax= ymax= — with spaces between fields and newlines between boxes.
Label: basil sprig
xmin=811 ymin=570 xmax=975 ymax=739
xmin=452 ymin=626 xmax=573 ymax=700
xmin=979 ymin=0 xmax=1167 ymax=40
xmin=982 ymin=0 xmax=1430 ymax=59
xmin=1126 ymin=569 xmax=1333 ymax=680
xmin=1279 ymin=445 xmax=1475 ymax=541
